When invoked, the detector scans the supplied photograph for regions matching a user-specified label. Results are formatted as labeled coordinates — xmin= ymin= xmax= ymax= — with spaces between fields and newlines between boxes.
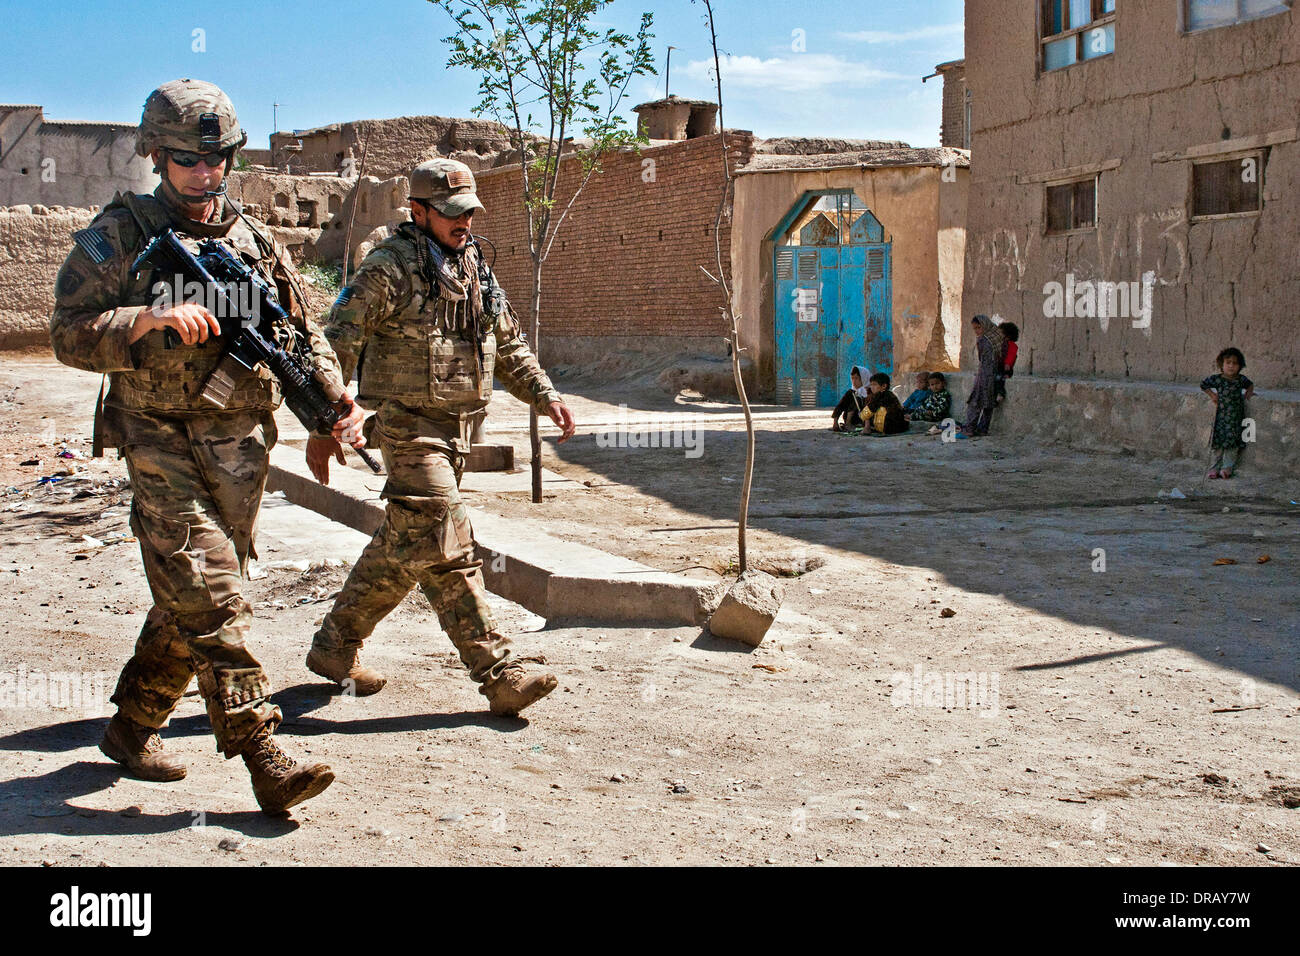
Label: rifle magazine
xmin=200 ymin=355 xmax=242 ymax=409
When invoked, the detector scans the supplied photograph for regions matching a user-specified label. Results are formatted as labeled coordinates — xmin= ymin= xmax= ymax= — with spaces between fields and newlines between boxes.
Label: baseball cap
xmin=410 ymin=158 xmax=485 ymax=217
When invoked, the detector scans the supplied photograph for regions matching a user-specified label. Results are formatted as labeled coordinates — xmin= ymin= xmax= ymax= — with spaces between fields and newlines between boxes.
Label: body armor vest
xmin=356 ymin=229 xmax=499 ymax=413
xmin=106 ymin=194 xmax=285 ymax=416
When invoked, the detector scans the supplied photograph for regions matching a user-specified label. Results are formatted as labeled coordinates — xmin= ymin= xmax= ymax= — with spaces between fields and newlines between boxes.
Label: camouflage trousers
xmin=313 ymin=406 xmax=511 ymax=684
xmin=111 ymin=407 xmax=281 ymax=757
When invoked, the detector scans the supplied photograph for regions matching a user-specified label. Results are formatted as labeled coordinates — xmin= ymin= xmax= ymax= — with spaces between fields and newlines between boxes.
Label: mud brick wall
xmin=0 ymin=206 xmax=93 ymax=349
xmin=472 ymin=132 xmax=755 ymax=344
xmin=962 ymin=2 xmax=1300 ymax=389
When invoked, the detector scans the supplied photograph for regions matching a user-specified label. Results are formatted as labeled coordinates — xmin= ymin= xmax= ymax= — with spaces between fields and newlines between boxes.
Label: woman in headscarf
xmin=831 ymin=365 xmax=871 ymax=432
xmin=961 ymin=315 xmax=1007 ymax=437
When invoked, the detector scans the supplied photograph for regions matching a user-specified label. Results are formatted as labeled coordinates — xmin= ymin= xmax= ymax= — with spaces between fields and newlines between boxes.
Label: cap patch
xmin=446 ymin=169 xmax=474 ymax=190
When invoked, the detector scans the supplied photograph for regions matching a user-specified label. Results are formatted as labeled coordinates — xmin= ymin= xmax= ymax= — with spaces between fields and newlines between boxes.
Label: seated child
xmin=1200 ymin=346 xmax=1254 ymax=479
xmin=908 ymin=372 xmax=952 ymax=423
xmin=902 ymin=371 xmax=930 ymax=415
xmin=865 ymin=372 xmax=908 ymax=435
xmin=995 ymin=322 xmax=1020 ymax=405
xmin=831 ymin=365 xmax=870 ymax=432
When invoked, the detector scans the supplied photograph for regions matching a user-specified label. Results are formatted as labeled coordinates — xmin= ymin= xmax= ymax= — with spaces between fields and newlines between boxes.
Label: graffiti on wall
xmin=966 ymin=207 xmax=1189 ymax=295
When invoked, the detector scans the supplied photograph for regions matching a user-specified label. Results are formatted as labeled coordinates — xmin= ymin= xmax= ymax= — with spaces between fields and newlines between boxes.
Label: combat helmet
xmin=136 ymin=79 xmax=247 ymax=158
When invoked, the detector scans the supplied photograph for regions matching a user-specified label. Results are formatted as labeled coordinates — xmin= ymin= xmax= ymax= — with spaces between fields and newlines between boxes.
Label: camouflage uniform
xmin=315 ymin=175 xmax=561 ymax=696
xmin=50 ymin=93 xmax=346 ymax=759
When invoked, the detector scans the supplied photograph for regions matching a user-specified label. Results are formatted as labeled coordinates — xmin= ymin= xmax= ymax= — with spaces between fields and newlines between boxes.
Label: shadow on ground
xmin=539 ymin=405 xmax=1300 ymax=693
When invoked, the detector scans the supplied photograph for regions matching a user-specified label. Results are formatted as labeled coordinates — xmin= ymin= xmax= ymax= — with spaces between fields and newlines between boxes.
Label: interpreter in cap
xmin=304 ymin=157 xmax=575 ymax=718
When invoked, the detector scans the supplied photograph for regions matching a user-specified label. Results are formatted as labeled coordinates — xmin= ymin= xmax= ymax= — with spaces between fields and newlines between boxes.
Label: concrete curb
xmin=265 ymin=445 xmax=721 ymax=627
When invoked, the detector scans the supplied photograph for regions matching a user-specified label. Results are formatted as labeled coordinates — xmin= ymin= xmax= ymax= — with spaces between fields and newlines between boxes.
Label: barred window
xmin=1186 ymin=0 xmax=1291 ymax=31
xmin=1041 ymin=0 xmax=1117 ymax=72
xmin=1046 ymin=178 xmax=1098 ymax=234
xmin=1192 ymin=154 xmax=1263 ymax=218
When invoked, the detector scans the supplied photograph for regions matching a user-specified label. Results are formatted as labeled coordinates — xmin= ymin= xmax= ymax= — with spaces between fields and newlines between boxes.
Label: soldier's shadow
xmin=170 ymin=682 xmax=532 ymax=737
xmin=0 ymin=761 xmax=297 ymax=839
xmin=0 ymin=715 xmax=108 ymax=754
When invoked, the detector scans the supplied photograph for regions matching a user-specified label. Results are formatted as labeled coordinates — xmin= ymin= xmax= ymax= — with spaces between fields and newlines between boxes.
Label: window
xmin=1186 ymin=0 xmax=1291 ymax=31
xmin=1046 ymin=178 xmax=1097 ymax=233
xmin=1041 ymin=0 xmax=1117 ymax=71
xmin=963 ymin=89 xmax=972 ymax=150
xmin=1191 ymin=154 xmax=1263 ymax=218
xmin=782 ymin=192 xmax=885 ymax=247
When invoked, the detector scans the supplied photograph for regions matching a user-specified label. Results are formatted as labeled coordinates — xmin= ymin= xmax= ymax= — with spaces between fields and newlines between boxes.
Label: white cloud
xmin=680 ymin=54 xmax=907 ymax=93
xmin=838 ymin=23 xmax=964 ymax=44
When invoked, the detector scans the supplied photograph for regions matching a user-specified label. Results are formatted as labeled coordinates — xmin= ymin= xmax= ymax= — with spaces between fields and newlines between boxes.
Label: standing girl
xmin=1200 ymin=347 xmax=1254 ymax=479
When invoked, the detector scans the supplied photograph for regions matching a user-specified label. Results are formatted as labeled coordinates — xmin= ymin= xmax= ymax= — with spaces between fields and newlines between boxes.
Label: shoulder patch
xmin=56 ymin=264 xmax=85 ymax=298
xmin=72 ymin=227 xmax=115 ymax=265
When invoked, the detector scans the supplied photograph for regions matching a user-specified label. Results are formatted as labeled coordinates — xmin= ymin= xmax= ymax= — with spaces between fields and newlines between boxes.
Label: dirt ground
xmin=1 ymin=353 xmax=1297 ymax=867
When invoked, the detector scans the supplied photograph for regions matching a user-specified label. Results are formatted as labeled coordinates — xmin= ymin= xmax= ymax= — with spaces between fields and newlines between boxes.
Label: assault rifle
xmin=132 ymin=229 xmax=381 ymax=473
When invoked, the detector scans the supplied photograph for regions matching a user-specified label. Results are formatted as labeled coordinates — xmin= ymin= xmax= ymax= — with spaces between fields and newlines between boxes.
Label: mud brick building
xmin=473 ymin=129 xmax=754 ymax=366
xmin=0 ymin=105 xmax=156 ymax=208
xmin=961 ymin=1 xmax=1299 ymax=389
xmin=732 ymin=146 xmax=969 ymax=403
xmin=268 ymin=115 xmax=517 ymax=178
xmin=473 ymin=96 xmax=969 ymax=397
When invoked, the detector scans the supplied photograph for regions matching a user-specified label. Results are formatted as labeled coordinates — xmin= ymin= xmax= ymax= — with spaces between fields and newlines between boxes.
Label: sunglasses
xmin=167 ymin=148 xmax=230 ymax=169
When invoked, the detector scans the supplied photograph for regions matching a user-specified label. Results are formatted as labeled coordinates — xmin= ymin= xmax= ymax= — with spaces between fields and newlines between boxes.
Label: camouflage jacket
xmin=50 ymin=187 xmax=346 ymax=432
xmin=326 ymin=221 xmax=560 ymax=446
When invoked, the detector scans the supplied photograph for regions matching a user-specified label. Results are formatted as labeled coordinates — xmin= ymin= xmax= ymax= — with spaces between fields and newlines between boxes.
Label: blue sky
xmin=1 ymin=0 xmax=964 ymax=148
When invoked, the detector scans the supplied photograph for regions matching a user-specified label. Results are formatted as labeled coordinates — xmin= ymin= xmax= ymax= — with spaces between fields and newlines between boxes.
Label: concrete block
xmin=264 ymin=444 xmax=719 ymax=626
xmin=465 ymin=442 xmax=513 ymax=472
xmin=707 ymin=570 xmax=784 ymax=647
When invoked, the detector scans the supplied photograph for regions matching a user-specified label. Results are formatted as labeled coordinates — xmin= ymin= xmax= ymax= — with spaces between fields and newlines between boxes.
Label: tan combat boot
xmin=99 ymin=712 xmax=187 ymax=782
xmin=482 ymin=663 xmax=558 ymax=717
xmin=306 ymin=644 xmax=387 ymax=697
xmin=240 ymin=727 xmax=334 ymax=815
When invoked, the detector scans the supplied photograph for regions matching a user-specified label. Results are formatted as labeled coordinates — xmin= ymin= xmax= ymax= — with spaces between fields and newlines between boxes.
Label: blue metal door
xmin=839 ymin=243 xmax=893 ymax=381
xmin=773 ymin=192 xmax=892 ymax=407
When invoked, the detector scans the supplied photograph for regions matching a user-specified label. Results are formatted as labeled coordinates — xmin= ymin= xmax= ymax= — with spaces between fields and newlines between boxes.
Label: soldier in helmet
xmin=305 ymin=158 xmax=576 ymax=716
xmin=50 ymin=79 xmax=365 ymax=814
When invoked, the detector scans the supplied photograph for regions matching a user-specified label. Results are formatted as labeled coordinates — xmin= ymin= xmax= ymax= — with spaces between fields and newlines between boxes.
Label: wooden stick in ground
xmin=701 ymin=0 xmax=755 ymax=573
xmin=340 ymin=127 xmax=371 ymax=285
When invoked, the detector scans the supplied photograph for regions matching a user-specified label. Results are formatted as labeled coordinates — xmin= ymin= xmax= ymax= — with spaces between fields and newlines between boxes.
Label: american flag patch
xmin=72 ymin=227 xmax=115 ymax=265
xmin=446 ymin=169 xmax=474 ymax=190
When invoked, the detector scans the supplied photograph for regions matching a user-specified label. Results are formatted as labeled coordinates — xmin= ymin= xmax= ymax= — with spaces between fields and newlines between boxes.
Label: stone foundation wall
xmin=0 ymin=205 xmax=93 ymax=349
xmin=942 ymin=372 xmax=1298 ymax=475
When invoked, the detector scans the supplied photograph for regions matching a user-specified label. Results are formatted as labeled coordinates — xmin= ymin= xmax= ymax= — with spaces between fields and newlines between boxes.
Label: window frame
xmin=1043 ymin=175 xmax=1100 ymax=236
xmin=1188 ymin=149 xmax=1266 ymax=222
xmin=963 ymin=89 xmax=972 ymax=150
xmin=1182 ymin=0 xmax=1293 ymax=34
xmin=1039 ymin=0 xmax=1118 ymax=74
